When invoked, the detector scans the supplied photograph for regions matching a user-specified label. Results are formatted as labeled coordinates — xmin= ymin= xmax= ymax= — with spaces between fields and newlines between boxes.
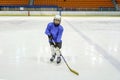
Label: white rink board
xmin=0 ymin=11 xmax=120 ymax=16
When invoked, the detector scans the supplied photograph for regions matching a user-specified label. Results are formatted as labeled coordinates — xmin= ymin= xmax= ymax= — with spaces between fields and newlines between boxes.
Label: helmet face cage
xmin=54 ymin=19 xmax=61 ymax=25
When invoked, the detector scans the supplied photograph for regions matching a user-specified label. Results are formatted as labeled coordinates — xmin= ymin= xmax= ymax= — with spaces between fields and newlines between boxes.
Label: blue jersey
xmin=45 ymin=22 xmax=64 ymax=42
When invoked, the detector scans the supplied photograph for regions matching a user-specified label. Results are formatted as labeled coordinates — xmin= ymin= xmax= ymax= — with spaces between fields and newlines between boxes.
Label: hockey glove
xmin=54 ymin=42 xmax=60 ymax=48
xmin=48 ymin=35 xmax=53 ymax=41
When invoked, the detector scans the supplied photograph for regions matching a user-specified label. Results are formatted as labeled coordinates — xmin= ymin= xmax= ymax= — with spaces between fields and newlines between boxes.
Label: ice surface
xmin=0 ymin=16 xmax=120 ymax=80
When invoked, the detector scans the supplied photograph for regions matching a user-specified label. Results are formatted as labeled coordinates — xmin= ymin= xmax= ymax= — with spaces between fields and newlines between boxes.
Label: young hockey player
xmin=45 ymin=15 xmax=64 ymax=64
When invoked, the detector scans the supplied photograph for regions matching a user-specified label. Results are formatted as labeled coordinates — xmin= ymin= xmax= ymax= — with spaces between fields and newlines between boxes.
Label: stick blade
xmin=70 ymin=69 xmax=79 ymax=75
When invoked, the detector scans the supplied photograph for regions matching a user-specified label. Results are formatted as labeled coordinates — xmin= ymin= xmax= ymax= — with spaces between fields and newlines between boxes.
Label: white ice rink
xmin=0 ymin=16 xmax=120 ymax=80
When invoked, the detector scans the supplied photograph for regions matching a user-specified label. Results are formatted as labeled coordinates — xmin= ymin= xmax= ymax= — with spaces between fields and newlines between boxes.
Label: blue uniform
xmin=45 ymin=22 xmax=64 ymax=43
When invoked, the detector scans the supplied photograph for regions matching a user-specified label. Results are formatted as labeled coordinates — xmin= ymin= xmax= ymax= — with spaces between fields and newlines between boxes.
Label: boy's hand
xmin=54 ymin=42 xmax=59 ymax=48
xmin=48 ymin=35 xmax=53 ymax=41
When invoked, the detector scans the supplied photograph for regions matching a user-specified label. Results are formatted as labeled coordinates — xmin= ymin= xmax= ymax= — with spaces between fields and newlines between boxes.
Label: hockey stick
xmin=61 ymin=54 xmax=79 ymax=75
xmin=52 ymin=40 xmax=79 ymax=75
